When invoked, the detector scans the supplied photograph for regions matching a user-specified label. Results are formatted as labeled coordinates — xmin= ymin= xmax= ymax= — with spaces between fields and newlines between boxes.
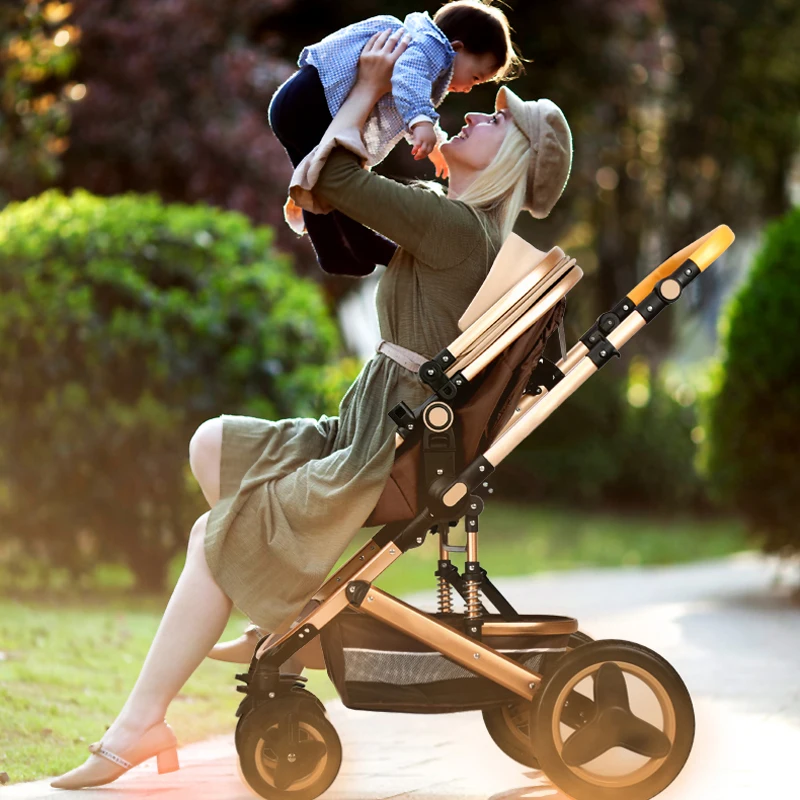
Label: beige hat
xmin=495 ymin=86 xmax=572 ymax=219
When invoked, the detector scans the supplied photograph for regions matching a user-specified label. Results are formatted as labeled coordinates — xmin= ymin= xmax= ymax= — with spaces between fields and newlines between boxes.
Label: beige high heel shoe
xmin=50 ymin=721 xmax=179 ymax=790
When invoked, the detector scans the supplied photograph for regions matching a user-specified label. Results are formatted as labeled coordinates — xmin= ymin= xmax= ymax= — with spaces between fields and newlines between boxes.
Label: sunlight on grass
xmin=0 ymin=502 xmax=748 ymax=783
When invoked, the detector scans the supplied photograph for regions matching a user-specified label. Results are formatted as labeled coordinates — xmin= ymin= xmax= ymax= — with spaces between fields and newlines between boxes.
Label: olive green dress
xmin=205 ymin=148 xmax=503 ymax=631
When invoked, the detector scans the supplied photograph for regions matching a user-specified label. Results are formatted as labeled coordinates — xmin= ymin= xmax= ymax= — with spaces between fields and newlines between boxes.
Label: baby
xmin=268 ymin=0 xmax=521 ymax=276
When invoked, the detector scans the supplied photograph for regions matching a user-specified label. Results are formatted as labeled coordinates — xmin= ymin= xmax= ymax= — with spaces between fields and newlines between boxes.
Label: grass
xmin=0 ymin=502 xmax=749 ymax=783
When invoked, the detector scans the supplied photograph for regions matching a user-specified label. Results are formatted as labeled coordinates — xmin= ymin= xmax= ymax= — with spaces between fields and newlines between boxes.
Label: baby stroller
xmin=232 ymin=225 xmax=735 ymax=800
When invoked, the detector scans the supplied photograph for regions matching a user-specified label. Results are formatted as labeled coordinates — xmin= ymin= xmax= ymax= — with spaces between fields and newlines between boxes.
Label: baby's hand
xmin=410 ymin=121 xmax=437 ymax=161
xmin=428 ymin=146 xmax=449 ymax=179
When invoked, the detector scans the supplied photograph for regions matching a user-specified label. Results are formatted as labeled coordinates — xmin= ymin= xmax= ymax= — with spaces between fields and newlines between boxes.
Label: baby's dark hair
xmin=433 ymin=0 xmax=523 ymax=81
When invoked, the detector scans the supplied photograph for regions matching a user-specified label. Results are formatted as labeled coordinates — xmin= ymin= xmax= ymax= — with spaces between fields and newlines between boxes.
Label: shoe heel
xmin=157 ymin=748 xmax=180 ymax=774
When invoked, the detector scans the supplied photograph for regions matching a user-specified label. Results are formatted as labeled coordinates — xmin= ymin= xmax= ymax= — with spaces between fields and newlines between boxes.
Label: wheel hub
xmin=259 ymin=716 xmax=328 ymax=790
xmin=561 ymin=663 xmax=672 ymax=767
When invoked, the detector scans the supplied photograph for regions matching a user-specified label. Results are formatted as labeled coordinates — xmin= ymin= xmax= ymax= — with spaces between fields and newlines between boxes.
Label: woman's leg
xmin=54 ymin=512 xmax=233 ymax=782
xmin=188 ymin=416 xmax=222 ymax=507
xmin=97 ymin=418 xmax=227 ymax=745
xmin=114 ymin=512 xmax=233 ymax=732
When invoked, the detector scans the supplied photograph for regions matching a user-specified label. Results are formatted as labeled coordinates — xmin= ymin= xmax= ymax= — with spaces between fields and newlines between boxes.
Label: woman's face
xmin=440 ymin=109 xmax=511 ymax=174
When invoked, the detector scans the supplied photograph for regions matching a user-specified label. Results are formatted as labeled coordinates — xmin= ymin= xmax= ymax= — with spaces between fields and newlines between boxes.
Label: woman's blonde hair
xmin=454 ymin=122 xmax=530 ymax=241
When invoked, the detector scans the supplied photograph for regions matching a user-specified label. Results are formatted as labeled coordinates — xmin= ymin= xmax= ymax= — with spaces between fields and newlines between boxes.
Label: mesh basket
xmin=320 ymin=608 xmax=572 ymax=713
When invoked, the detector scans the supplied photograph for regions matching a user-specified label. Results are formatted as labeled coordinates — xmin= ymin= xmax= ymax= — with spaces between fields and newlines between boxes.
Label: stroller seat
xmin=365 ymin=232 xmax=581 ymax=527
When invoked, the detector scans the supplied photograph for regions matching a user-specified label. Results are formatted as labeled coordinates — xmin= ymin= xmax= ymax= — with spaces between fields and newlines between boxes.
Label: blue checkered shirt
xmin=298 ymin=11 xmax=455 ymax=166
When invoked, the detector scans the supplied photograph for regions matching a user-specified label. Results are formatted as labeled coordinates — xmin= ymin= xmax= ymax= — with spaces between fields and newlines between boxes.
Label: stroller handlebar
xmin=628 ymin=224 xmax=735 ymax=305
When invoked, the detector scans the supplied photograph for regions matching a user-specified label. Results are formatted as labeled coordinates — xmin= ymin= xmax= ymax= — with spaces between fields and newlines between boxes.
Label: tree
xmin=0 ymin=0 xmax=77 ymax=205
xmin=707 ymin=206 xmax=800 ymax=557
xmin=0 ymin=189 xmax=356 ymax=591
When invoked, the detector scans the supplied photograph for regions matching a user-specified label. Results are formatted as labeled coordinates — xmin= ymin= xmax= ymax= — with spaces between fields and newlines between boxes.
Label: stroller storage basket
xmin=320 ymin=608 xmax=574 ymax=713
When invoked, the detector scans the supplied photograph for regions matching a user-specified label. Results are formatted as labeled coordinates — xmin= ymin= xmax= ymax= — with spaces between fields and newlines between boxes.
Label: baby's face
xmin=448 ymin=48 xmax=499 ymax=93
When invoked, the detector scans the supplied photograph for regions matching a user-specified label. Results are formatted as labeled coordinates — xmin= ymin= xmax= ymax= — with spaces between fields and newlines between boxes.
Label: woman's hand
xmin=356 ymin=28 xmax=411 ymax=100
xmin=314 ymin=29 xmax=410 ymax=143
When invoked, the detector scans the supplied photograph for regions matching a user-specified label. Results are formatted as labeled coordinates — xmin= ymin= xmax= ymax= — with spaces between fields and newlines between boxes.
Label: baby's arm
xmin=391 ymin=45 xmax=439 ymax=142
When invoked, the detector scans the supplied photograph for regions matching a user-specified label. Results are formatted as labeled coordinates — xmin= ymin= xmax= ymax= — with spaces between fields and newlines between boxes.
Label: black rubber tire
xmin=237 ymin=695 xmax=342 ymax=800
xmin=482 ymin=631 xmax=594 ymax=769
xmin=236 ymin=707 xmax=250 ymax=753
xmin=529 ymin=639 xmax=695 ymax=800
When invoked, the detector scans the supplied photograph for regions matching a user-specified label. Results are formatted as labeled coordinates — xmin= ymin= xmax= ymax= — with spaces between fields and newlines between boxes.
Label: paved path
xmin=4 ymin=553 xmax=799 ymax=799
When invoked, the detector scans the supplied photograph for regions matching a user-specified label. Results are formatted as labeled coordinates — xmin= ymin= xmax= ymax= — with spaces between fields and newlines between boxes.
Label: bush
xmin=707 ymin=207 xmax=800 ymax=556
xmin=0 ymin=189 xmax=354 ymax=591
xmin=498 ymin=358 xmax=707 ymax=512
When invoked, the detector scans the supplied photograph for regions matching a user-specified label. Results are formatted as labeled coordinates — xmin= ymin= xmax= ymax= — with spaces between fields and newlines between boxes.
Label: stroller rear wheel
xmin=237 ymin=694 xmax=342 ymax=800
xmin=481 ymin=630 xmax=593 ymax=769
xmin=530 ymin=639 xmax=694 ymax=800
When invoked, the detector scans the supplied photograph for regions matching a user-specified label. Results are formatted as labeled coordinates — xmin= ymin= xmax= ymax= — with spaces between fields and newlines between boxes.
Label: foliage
xmin=0 ymin=189 xmax=346 ymax=590
xmin=4 ymin=1 xmax=799 ymax=322
xmin=500 ymin=359 xmax=707 ymax=511
xmin=53 ymin=0 xmax=303 ymax=253
xmin=0 ymin=0 xmax=78 ymax=204
xmin=707 ymin=206 xmax=800 ymax=555
xmin=664 ymin=0 xmax=800 ymax=228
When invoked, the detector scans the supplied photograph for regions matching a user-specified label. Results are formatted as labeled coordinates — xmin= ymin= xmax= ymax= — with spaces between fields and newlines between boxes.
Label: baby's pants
xmin=268 ymin=65 xmax=398 ymax=276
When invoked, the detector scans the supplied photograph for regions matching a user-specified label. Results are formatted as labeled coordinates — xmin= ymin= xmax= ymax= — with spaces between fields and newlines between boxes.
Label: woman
xmin=51 ymin=28 xmax=571 ymax=790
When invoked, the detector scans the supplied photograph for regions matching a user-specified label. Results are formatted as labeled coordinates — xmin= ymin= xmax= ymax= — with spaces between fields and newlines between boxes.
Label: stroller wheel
xmin=481 ymin=631 xmax=593 ymax=769
xmin=236 ymin=701 xmax=253 ymax=753
xmin=237 ymin=695 xmax=342 ymax=800
xmin=236 ymin=685 xmax=322 ymax=754
xmin=530 ymin=639 xmax=694 ymax=800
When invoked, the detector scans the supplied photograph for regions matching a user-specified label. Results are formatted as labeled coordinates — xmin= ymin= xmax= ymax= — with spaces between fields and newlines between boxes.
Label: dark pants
xmin=268 ymin=65 xmax=398 ymax=276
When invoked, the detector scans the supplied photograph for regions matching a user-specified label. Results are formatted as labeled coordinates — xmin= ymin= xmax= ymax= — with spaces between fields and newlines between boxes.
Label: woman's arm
xmin=311 ymin=30 xmax=482 ymax=267
xmin=320 ymin=28 xmax=411 ymax=141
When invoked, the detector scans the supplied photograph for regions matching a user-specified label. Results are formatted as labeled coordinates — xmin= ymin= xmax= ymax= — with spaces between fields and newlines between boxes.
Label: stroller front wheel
xmin=529 ymin=639 xmax=694 ymax=800
xmin=237 ymin=694 xmax=342 ymax=800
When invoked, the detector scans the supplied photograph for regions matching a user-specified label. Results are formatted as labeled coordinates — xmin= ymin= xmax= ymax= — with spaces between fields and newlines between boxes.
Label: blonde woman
xmin=51 ymin=28 xmax=572 ymax=790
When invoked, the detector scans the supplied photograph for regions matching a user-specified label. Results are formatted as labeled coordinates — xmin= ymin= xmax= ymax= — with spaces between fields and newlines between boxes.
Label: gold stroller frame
xmin=235 ymin=225 xmax=735 ymax=800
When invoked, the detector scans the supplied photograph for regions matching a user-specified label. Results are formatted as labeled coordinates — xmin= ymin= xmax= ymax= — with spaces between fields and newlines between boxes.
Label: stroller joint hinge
xmin=526 ymin=357 xmax=565 ymax=395
xmin=419 ymin=349 xmax=467 ymax=401
xmin=672 ymin=258 xmax=701 ymax=288
xmin=434 ymin=372 xmax=468 ymax=402
xmin=581 ymin=296 xmax=636 ymax=349
xmin=256 ymin=624 xmax=320 ymax=673
xmin=346 ymin=580 xmax=372 ymax=607
xmin=587 ymin=336 xmax=621 ymax=369
xmin=460 ymin=456 xmax=496 ymax=494
xmin=388 ymin=401 xmax=417 ymax=438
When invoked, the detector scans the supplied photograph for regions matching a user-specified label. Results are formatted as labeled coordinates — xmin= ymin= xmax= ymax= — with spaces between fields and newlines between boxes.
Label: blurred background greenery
xmin=1 ymin=0 xmax=799 ymax=781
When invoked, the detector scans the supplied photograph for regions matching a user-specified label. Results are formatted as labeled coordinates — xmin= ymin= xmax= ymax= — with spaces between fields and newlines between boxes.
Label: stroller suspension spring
xmin=464 ymin=574 xmax=482 ymax=620
xmin=437 ymin=574 xmax=453 ymax=614
xmin=464 ymin=520 xmax=483 ymax=621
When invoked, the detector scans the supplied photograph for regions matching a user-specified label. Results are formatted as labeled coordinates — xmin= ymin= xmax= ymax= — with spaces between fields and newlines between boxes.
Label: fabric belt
xmin=376 ymin=339 xmax=428 ymax=373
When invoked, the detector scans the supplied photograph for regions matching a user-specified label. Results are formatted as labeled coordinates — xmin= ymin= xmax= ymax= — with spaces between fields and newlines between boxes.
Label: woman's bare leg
xmin=189 ymin=416 xmax=223 ymax=508
xmin=53 ymin=512 xmax=233 ymax=783
xmin=107 ymin=514 xmax=231 ymax=736
xmin=113 ymin=512 xmax=233 ymax=733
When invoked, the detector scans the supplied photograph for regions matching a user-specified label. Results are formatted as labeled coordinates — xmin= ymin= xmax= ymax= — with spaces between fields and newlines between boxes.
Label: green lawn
xmin=0 ymin=502 xmax=749 ymax=783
